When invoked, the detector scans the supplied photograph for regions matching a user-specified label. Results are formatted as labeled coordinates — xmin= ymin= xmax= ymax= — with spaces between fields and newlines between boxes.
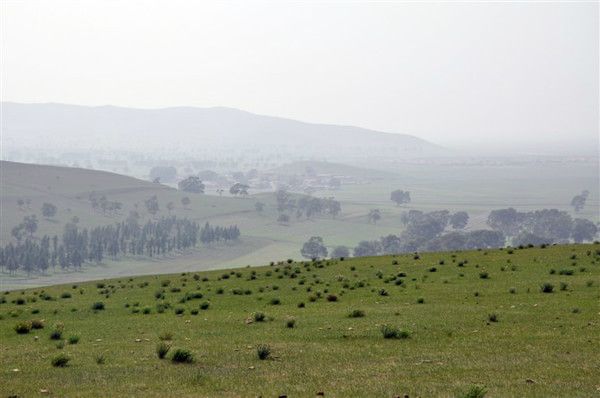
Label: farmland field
xmin=1 ymin=243 xmax=598 ymax=397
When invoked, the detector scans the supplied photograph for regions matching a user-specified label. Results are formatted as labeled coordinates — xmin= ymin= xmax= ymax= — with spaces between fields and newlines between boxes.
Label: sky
xmin=1 ymin=0 xmax=598 ymax=153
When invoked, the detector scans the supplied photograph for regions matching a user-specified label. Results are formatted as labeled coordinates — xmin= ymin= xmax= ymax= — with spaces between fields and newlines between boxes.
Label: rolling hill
xmin=1 ymin=102 xmax=443 ymax=158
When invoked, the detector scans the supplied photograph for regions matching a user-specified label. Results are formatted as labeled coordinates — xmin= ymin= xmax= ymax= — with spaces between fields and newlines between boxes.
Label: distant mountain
xmin=1 ymin=102 xmax=444 ymax=158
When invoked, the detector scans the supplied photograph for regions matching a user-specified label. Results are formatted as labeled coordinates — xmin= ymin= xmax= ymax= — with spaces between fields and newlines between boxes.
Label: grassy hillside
xmin=1 ymin=244 xmax=598 ymax=397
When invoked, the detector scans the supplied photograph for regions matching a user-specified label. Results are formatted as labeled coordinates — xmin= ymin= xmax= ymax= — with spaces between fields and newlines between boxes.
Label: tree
xmin=353 ymin=240 xmax=381 ymax=257
xmin=23 ymin=215 xmax=38 ymax=237
xmin=178 ymin=176 xmax=205 ymax=193
xmin=255 ymin=201 xmax=265 ymax=213
xmin=331 ymin=245 xmax=350 ymax=259
xmin=41 ymin=202 xmax=58 ymax=219
xmin=181 ymin=197 xmax=191 ymax=209
xmin=571 ymin=218 xmax=597 ymax=243
xmin=379 ymin=234 xmax=402 ymax=254
xmin=230 ymin=183 xmax=249 ymax=196
xmin=300 ymin=236 xmax=328 ymax=259
xmin=390 ymin=190 xmax=411 ymax=206
xmin=149 ymin=166 xmax=177 ymax=183
xmin=367 ymin=209 xmax=381 ymax=224
xmin=570 ymin=190 xmax=589 ymax=212
xmin=449 ymin=211 xmax=469 ymax=229
xmin=487 ymin=208 xmax=522 ymax=237
xmin=145 ymin=195 xmax=160 ymax=216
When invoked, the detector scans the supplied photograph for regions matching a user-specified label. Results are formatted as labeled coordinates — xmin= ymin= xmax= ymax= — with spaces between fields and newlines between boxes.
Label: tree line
xmin=275 ymin=190 xmax=341 ymax=223
xmin=1 ymin=216 xmax=241 ymax=275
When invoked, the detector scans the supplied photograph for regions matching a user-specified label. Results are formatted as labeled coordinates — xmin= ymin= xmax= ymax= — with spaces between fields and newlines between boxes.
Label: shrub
xmin=286 ymin=318 xmax=296 ymax=328
xmin=142 ymin=307 xmax=152 ymax=314
xmin=488 ymin=313 xmax=498 ymax=323
xmin=14 ymin=321 xmax=32 ymax=334
xmin=50 ymin=323 xmax=64 ymax=340
xmin=256 ymin=344 xmax=271 ymax=360
xmin=199 ymin=302 xmax=210 ymax=310
xmin=457 ymin=385 xmax=487 ymax=398
xmin=378 ymin=289 xmax=389 ymax=296
xmin=479 ymin=272 xmax=489 ymax=279
xmin=509 ymin=287 xmax=516 ymax=294
xmin=60 ymin=292 xmax=72 ymax=299
xmin=417 ymin=297 xmax=425 ymax=304
xmin=540 ymin=283 xmax=554 ymax=293
xmin=297 ymin=302 xmax=305 ymax=308
xmin=174 ymin=307 xmax=185 ymax=315
xmin=560 ymin=282 xmax=568 ymax=291
xmin=51 ymin=354 xmax=70 ymax=367
xmin=68 ymin=335 xmax=80 ymax=344
xmin=159 ymin=331 xmax=173 ymax=341
xmin=156 ymin=342 xmax=171 ymax=359
xmin=91 ymin=302 xmax=105 ymax=311
xmin=559 ymin=269 xmax=574 ymax=276
xmin=171 ymin=348 xmax=194 ymax=363
xmin=253 ymin=312 xmax=266 ymax=322
xmin=326 ymin=294 xmax=338 ymax=302
xmin=380 ymin=324 xmax=410 ymax=339
xmin=349 ymin=309 xmax=365 ymax=318
xmin=269 ymin=298 xmax=281 ymax=305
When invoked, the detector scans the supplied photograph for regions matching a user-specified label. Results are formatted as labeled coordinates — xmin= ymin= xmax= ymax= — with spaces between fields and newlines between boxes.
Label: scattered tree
xmin=41 ymin=203 xmax=58 ymax=219
xmin=390 ymin=190 xmax=411 ymax=206
xmin=301 ymin=236 xmax=328 ymax=259
xmin=178 ymin=176 xmax=205 ymax=193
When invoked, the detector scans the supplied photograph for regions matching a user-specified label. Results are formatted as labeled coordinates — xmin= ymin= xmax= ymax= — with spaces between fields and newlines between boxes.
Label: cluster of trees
xmin=275 ymin=190 xmax=341 ymax=223
xmin=230 ymin=183 xmax=249 ymax=196
xmin=89 ymin=192 xmax=123 ymax=216
xmin=178 ymin=176 xmax=205 ymax=193
xmin=1 ymin=216 xmax=241 ymax=275
xmin=199 ymin=222 xmax=241 ymax=244
xmin=487 ymin=208 xmax=597 ymax=244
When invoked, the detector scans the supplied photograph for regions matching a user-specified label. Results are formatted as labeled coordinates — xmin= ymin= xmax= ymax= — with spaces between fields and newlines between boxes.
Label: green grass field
xmin=1 ymin=244 xmax=598 ymax=397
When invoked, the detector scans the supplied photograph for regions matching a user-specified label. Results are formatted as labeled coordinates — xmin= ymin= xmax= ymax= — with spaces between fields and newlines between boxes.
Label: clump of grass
xmin=540 ymin=283 xmax=554 ymax=293
xmin=95 ymin=354 xmax=106 ymax=364
xmin=159 ymin=331 xmax=173 ymax=341
xmin=51 ymin=353 xmax=70 ymax=367
xmin=509 ymin=287 xmax=516 ymax=294
xmin=68 ymin=335 xmax=80 ymax=344
xmin=14 ymin=320 xmax=32 ymax=334
xmin=269 ymin=298 xmax=281 ymax=305
xmin=560 ymin=282 xmax=568 ymax=291
xmin=488 ymin=313 xmax=498 ymax=323
xmin=349 ymin=309 xmax=365 ymax=318
xmin=285 ymin=318 xmax=296 ymax=328
xmin=60 ymin=292 xmax=72 ymax=299
xmin=253 ymin=312 xmax=266 ymax=322
xmin=326 ymin=294 xmax=338 ymax=302
xmin=91 ymin=302 xmax=105 ymax=311
xmin=479 ymin=272 xmax=489 ymax=279
xmin=174 ymin=307 xmax=185 ymax=315
xmin=256 ymin=344 xmax=271 ymax=360
xmin=457 ymin=385 xmax=487 ymax=398
xmin=297 ymin=302 xmax=305 ymax=308
xmin=380 ymin=324 xmax=410 ymax=339
xmin=171 ymin=348 xmax=194 ymax=363
xmin=417 ymin=297 xmax=425 ymax=304
xmin=142 ymin=307 xmax=152 ymax=314
xmin=56 ymin=340 xmax=65 ymax=349
xmin=156 ymin=342 xmax=171 ymax=359
xmin=199 ymin=302 xmax=210 ymax=310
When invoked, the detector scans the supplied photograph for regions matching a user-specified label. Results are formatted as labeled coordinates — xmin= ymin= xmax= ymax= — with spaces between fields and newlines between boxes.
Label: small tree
xmin=41 ymin=203 xmax=58 ymax=219
xmin=390 ymin=190 xmax=411 ymax=206
xmin=255 ymin=201 xmax=265 ymax=213
xmin=301 ymin=236 xmax=328 ymax=259
xmin=570 ymin=190 xmax=589 ymax=212
xmin=23 ymin=215 xmax=38 ymax=237
xmin=181 ymin=197 xmax=191 ymax=209
xmin=145 ymin=195 xmax=160 ymax=216
xmin=367 ymin=209 xmax=381 ymax=224
xmin=331 ymin=245 xmax=350 ymax=259
xmin=230 ymin=183 xmax=249 ymax=196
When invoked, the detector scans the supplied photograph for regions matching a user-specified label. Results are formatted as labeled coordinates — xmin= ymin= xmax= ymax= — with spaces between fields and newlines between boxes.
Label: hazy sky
xmin=1 ymin=1 xmax=598 ymax=152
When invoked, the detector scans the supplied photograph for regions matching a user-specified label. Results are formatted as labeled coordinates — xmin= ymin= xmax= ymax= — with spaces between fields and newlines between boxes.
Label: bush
xmin=14 ymin=321 xmax=32 ymax=334
xmin=479 ymin=272 xmax=489 ymax=279
xmin=60 ymin=292 xmax=72 ymax=299
xmin=540 ymin=283 xmax=554 ymax=293
xmin=286 ymin=318 xmax=296 ymax=328
xmin=51 ymin=354 xmax=70 ymax=367
xmin=31 ymin=319 xmax=45 ymax=329
xmin=50 ymin=323 xmax=64 ymax=340
xmin=326 ymin=294 xmax=338 ymax=302
xmin=297 ymin=302 xmax=305 ymax=308
xmin=91 ymin=302 xmax=105 ymax=311
xmin=68 ymin=335 xmax=80 ymax=344
xmin=253 ymin=312 xmax=266 ymax=322
xmin=95 ymin=354 xmax=106 ymax=364
xmin=174 ymin=307 xmax=185 ymax=315
xmin=380 ymin=324 xmax=410 ymax=339
xmin=560 ymin=282 xmax=568 ymax=291
xmin=256 ymin=344 xmax=271 ymax=360
xmin=417 ymin=297 xmax=425 ymax=304
xmin=349 ymin=309 xmax=365 ymax=318
xmin=171 ymin=348 xmax=194 ymax=363
xmin=509 ymin=287 xmax=516 ymax=294
xmin=269 ymin=298 xmax=281 ymax=305
xmin=156 ymin=342 xmax=171 ymax=359
xmin=559 ymin=269 xmax=574 ymax=276
xmin=457 ymin=385 xmax=487 ymax=398
xmin=488 ymin=313 xmax=498 ymax=323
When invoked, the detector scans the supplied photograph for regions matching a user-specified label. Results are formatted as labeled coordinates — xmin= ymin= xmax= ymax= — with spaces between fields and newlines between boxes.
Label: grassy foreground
xmin=1 ymin=244 xmax=599 ymax=397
